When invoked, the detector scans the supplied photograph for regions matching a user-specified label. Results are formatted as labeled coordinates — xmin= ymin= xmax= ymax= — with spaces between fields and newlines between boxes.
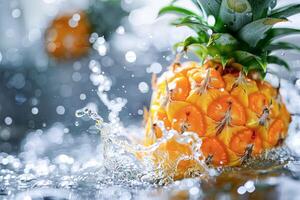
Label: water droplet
xmin=244 ymin=180 xmax=255 ymax=193
xmin=1 ymin=157 xmax=9 ymax=165
xmin=56 ymin=106 xmax=65 ymax=115
xmin=207 ymin=29 xmax=213 ymax=35
xmin=80 ymin=93 xmax=86 ymax=100
xmin=31 ymin=107 xmax=39 ymax=115
xmin=116 ymin=26 xmax=125 ymax=34
xmin=74 ymin=121 xmax=80 ymax=126
xmin=207 ymin=15 xmax=215 ymax=26
xmin=125 ymin=51 xmax=137 ymax=63
xmin=244 ymin=180 xmax=254 ymax=189
xmin=137 ymin=109 xmax=143 ymax=115
xmin=72 ymin=13 xmax=81 ymax=21
xmin=72 ymin=72 xmax=82 ymax=82
xmin=0 ymin=129 xmax=11 ymax=141
xmin=138 ymin=82 xmax=149 ymax=93
xmin=75 ymin=110 xmax=85 ymax=117
xmin=237 ymin=186 xmax=247 ymax=195
xmin=18 ymin=173 xmax=36 ymax=182
xmin=247 ymin=185 xmax=255 ymax=193
xmin=4 ymin=117 xmax=13 ymax=125
xmin=55 ymin=154 xmax=74 ymax=165
xmin=96 ymin=36 xmax=106 ymax=45
xmin=11 ymin=8 xmax=21 ymax=18
xmin=146 ymin=62 xmax=162 ymax=74
xmin=73 ymin=61 xmax=82 ymax=71
xmin=68 ymin=19 xmax=78 ymax=28
xmin=63 ymin=128 xmax=69 ymax=133
xmin=97 ymin=45 xmax=107 ymax=56
xmin=15 ymin=94 xmax=27 ymax=104
xmin=189 ymin=187 xmax=200 ymax=195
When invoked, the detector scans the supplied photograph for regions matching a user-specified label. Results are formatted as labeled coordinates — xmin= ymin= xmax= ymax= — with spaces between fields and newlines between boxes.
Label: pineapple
xmin=144 ymin=0 xmax=299 ymax=178
xmin=45 ymin=0 xmax=126 ymax=60
xmin=45 ymin=12 xmax=91 ymax=60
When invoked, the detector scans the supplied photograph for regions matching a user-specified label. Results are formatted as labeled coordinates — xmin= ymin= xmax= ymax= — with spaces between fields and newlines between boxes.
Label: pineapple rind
xmin=144 ymin=61 xmax=291 ymax=176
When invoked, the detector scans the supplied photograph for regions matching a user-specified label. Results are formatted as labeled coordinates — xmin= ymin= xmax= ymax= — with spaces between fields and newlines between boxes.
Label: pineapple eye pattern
xmin=145 ymin=60 xmax=291 ymax=170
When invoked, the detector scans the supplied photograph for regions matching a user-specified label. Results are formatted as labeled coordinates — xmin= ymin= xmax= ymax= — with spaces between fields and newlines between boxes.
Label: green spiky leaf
xmin=220 ymin=56 xmax=230 ymax=67
xmin=218 ymin=0 xmax=252 ymax=31
xmin=265 ymin=42 xmax=300 ymax=52
xmin=259 ymin=28 xmax=300 ymax=47
xmin=233 ymin=51 xmax=267 ymax=75
xmin=267 ymin=55 xmax=290 ymax=70
xmin=187 ymin=44 xmax=208 ymax=61
xmin=190 ymin=0 xmax=206 ymax=17
xmin=207 ymin=33 xmax=239 ymax=56
xmin=174 ymin=36 xmax=207 ymax=51
xmin=238 ymin=18 xmax=287 ymax=47
xmin=248 ymin=0 xmax=275 ymax=20
xmin=171 ymin=15 xmax=205 ymax=26
xmin=158 ymin=0 xmax=300 ymax=78
xmin=171 ymin=15 xmax=210 ymax=35
xmin=270 ymin=4 xmax=300 ymax=18
xmin=158 ymin=5 xmax=199 ymax=17
xmin=192 ymin=0 xmax=222 ymax=17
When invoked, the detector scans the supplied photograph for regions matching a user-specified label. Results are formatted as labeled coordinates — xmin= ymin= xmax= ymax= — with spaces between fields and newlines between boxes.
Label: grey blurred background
xmin=0 ymin=0 xmax=300 ymax=153
xmin=0 ymin=0 xmax=180 ymax=153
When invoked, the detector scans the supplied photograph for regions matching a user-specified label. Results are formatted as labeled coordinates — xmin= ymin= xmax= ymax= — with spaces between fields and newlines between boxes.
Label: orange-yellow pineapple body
xmin=144 ymin=60 xmax=291 ymax=176
xmin=45 ymin=12 xmax=91 ymax=60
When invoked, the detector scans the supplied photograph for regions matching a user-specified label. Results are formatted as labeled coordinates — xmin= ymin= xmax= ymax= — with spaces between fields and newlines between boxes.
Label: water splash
xmin=78 ymin=59 xmax=216 ymax=184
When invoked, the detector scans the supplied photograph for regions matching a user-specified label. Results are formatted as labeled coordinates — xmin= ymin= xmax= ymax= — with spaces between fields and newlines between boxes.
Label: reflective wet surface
xmin=0 ymin=105 xmax=300 ymax=200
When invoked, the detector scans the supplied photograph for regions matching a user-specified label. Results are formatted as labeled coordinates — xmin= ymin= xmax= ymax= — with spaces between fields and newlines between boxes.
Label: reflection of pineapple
xmin=45 ymin=0 xmax=126 ymax=60
xmin=145 ymin=0 xmax=299 ymax=175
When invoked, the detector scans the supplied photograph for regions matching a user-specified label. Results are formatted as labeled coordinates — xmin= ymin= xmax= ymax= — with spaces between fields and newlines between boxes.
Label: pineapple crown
xmin=159 ymin=0 xmax=300 ymax=78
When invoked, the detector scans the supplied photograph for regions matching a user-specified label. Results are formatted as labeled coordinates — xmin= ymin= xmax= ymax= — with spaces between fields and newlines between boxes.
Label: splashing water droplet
xmin=207 ymin=15 xmax=215 ymax=26
xmin=56 ymin=106 xmax=65 ymax=115
xmin=11 ymin=9 xmax=21 ymax=18
xmin=138 ymin=82 xmax=149 ymax=93
xmin=116 ymin=26 xmax=125 ymax=34
xmin=79 ymin=93 xmax=86 ymax=100
xmin=125 ymin=51 xmax=137 ymax=63
xmin=31 ymin=107 xmax=39 ymax=115
xmin=237 ymin=186 xmax=247 ymax=195
xmin=4 ymin=117 xmax=13 ymax=125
